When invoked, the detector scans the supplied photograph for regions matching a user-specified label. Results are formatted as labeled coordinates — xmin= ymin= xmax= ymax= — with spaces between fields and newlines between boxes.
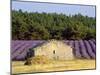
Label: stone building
xmin=32 ymin=40 xmax=74 ymax=60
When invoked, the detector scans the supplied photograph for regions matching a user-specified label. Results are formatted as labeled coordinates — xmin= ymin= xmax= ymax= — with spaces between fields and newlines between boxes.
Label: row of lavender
xmin=11 ymin=40 xmax=96 ymax=60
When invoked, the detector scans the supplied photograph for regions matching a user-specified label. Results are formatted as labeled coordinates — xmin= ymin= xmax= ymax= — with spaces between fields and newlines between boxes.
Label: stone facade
xmin=33 ymin=40 xmax=74 ymax=60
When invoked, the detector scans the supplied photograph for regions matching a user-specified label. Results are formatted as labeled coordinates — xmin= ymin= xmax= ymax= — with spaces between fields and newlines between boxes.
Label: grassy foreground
xmin=12 ymin=59 xmax=96 ymax=74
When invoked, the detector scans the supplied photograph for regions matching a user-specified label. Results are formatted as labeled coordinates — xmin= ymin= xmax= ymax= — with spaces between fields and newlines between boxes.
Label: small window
xmin=53 ymin=50 xmax=55 ymax=54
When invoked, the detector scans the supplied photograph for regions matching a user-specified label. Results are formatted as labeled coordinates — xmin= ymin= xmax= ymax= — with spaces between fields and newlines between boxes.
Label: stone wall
xmin=33 ymin=40 xmax=74 ymax=60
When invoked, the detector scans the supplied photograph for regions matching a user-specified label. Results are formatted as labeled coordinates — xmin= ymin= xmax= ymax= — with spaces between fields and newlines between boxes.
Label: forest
xmin=12 ymin=9 xmax=96 ymax=40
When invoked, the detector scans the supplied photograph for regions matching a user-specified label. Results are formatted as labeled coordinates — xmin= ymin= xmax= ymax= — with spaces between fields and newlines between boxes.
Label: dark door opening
xmin=53 ymin=50 xmax=55 ymax=54
xmin=53 ymin=50 xmax=56 ymax=59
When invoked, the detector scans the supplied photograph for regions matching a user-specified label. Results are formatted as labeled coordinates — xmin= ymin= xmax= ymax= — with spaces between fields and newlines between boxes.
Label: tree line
xmin=12 ymin=9 xmax=96 ymax=40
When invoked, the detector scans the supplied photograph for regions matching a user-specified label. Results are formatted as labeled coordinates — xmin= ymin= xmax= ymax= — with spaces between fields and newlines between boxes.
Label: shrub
xmin=24 ymin=55 xmax=51 ymax=65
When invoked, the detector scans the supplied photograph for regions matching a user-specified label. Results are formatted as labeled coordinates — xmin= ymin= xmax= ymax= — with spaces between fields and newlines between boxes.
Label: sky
xmin=12 ymin=1 xmax=96 ymax=17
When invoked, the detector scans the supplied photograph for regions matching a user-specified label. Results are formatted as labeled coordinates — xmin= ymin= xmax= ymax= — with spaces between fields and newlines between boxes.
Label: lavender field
xmin=11 ymin=40 xmax=96 ymax=61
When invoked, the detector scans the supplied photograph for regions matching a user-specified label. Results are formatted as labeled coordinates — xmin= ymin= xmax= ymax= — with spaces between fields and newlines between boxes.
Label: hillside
xmin=12 ymin=10 xmax=96 ymax=40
